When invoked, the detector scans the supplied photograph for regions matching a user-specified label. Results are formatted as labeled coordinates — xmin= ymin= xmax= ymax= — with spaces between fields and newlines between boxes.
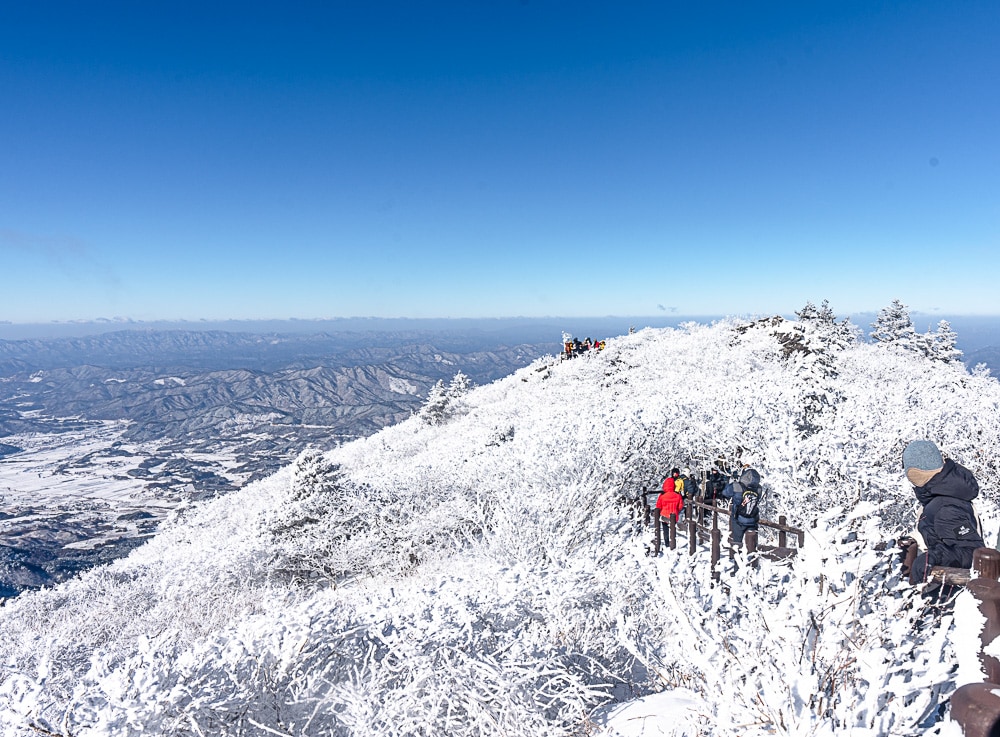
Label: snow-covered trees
xmin=0 ymin=318 xmax=998 ymax=736
xmin=419 ymin=371 xmax=474 ymax=425
xmin=768 ymin=300 xmax=858 ymax=438
xmin=418 ymin=379 xmax=449 ymax=425
xmin=798 ymin=298 xmax=858 ymax=349
xmin=870 ymin=300 xmax=963 ymax=363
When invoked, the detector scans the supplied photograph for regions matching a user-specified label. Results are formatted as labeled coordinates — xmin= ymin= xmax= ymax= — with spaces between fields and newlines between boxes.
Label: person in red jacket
xmin=655 ymin=468 xmax=685 ymax=550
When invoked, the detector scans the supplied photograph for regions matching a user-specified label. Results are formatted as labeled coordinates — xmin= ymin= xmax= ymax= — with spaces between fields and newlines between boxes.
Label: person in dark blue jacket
xmin=902 ymin=440 xmax=985 ymax=584
xmin=721 ymin=467 xmax=763 ymax=546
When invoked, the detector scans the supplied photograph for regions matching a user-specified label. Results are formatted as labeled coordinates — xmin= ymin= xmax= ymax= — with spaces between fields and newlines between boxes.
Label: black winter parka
xmin=912 ymin=459 xmax=984 ymax=580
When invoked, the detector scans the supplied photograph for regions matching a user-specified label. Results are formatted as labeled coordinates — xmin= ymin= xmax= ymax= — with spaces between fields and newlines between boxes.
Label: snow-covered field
xmin=0 ymin=419 xmax=254 ymax=592
xmin=0 ymin=314 xmax=998 ymax=736
xmin=2 ymin=421 xmax=153 ymax=507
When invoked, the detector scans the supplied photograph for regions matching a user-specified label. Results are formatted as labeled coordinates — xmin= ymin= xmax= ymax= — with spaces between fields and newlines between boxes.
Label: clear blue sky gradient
xmin=2 ymin=1 xmax=998 ymax=322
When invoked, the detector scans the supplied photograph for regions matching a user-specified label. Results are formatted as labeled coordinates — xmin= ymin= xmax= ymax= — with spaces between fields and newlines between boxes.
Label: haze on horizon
xmin=1 ymin=2 xmax=997 ymax=323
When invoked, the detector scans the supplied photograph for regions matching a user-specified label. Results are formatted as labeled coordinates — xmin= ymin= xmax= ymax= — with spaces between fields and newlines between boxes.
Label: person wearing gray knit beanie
xmin=900 ymin=440 xmax=984 ymax=585
xmin=902 ymin=440 xmax=944 ymax=488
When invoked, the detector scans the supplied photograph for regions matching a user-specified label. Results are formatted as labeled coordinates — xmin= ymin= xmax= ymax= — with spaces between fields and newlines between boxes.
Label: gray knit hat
xmin=902 ymin=440 xmax=943 ymax=471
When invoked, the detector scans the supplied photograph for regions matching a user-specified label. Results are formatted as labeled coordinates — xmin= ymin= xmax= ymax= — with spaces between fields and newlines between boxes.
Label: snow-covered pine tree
xmin=929 ymin=319 xmax=963 ymax=363
xmin=419 ymin=373 xmax=474 ymax=426
xmin=795 ymin=300 xmax=820 ymax=322
xmin=777 ymin=301 xmax=853 ymax=437
xmin=448 ymin=371 xmax=472 ymax=398
xmin=870 ymin=298 xmax=919 ymax=351
xmin=419 ymin=379 xmax=450 ymax=425
xmin=289 ymin=447 xmax=339 ymax=501
xmin=816 ymin=298 xmax=858 ymax=347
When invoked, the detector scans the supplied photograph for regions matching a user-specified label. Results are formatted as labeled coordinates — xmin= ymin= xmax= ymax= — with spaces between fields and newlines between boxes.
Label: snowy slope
xmin=1 ymin=317 xmax=998 ymax=736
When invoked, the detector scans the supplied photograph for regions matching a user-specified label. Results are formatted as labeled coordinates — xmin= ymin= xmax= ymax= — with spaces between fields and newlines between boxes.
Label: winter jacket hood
xmin=656 ymin=486 xmax=684 ymax=518
xmin=739 ymin=468 xmax=761 ymax=489
xmin=912 ymin=459 xmax=979 ymax=506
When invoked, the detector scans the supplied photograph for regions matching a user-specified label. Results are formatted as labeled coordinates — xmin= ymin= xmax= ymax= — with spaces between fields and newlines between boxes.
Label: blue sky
xmin=1 ymin=1 xmax=997 ymax=322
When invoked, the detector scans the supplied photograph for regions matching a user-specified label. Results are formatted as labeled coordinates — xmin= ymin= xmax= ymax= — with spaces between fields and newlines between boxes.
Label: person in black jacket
xmin=721 ymin=467 xmax=763 ymax=546
xmin=901 ymin=440 xmax=985 ymax=584
xmin=705 ymin=468 xmax=726 ymax=505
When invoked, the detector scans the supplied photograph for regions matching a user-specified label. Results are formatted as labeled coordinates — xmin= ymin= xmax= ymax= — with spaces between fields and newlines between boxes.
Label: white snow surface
xmin=1 ymin=318 xmax=1000 ymax=736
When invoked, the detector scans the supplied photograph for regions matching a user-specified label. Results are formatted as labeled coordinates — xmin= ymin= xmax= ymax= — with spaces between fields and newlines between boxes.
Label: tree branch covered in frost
xmin=664 ymin=503 xmax=962 ymax=735
xmin=0 ymin=309 xmax=998 ymax=736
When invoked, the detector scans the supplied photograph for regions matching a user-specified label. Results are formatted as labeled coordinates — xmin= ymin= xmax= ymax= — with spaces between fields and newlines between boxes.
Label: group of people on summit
xmin=561 ymin=333 xmax=606 ymax=358
xmin=637 ymin=441 xmax=987 ymax=590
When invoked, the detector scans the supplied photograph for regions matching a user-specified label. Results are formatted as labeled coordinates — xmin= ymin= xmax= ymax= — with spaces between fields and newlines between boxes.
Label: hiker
xmin=655 ymin=469 xmax=684 ymax=548
xmin=672 ymin=468 xmax=686 ymax=520
xmin=705 ymin=467 xmax=726 ymax=508
xmin=722 ymin=467 xmax=763 ymax=546
xmin=900 ymin=440 xmax=985 ymax=585
xmin=680 ymin=467 xmax=699 ymax=521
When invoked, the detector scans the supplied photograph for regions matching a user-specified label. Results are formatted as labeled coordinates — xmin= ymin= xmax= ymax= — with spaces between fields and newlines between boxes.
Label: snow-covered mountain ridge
xmin=1 ymin=316 xmax=999 ymax=736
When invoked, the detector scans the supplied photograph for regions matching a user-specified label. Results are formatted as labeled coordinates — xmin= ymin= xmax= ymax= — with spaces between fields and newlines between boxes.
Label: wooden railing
xmin=639 ymin=493 xmax=1000 ymax=736
xmin=923 ymin=547 xmax=1000 ymax=737
xmin=646 ymin=496 xmax=806 ymax=575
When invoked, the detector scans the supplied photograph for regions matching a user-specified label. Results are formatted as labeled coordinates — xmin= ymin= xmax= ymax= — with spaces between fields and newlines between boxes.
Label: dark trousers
xmin=731 ymin=520 xmax=756 ymax=546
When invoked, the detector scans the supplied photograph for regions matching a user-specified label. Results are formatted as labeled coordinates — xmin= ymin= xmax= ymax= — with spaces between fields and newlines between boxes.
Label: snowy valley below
xmin=0 ymin=327 xmax=553 ymax=596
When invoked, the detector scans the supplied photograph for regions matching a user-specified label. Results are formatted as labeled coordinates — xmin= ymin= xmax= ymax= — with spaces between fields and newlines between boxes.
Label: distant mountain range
xmin=0 ymin=328 xmax=560 ymax=478
xmin=0 ymin=328 xmax=559 ymax=595
xmin=967 ymin=345 xmax=1000 ymax=374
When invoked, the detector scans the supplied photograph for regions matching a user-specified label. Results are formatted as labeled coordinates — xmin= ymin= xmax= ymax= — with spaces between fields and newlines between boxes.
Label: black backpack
xmin=735 ymin=484 xmax=761 ymax=522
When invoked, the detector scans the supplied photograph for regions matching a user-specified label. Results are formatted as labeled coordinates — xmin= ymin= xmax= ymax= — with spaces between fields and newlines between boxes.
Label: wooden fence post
xmin=951 ymin=550 xmax=1000 ymax=737
xmin=711 ymin=528 xmax=721 ymax=581
xmin=728 ymin=509 xmax=735 ymax=557
xmin=688 ymin=514 xmax=697 ymax=556
xmin=966 ymin=577 xmax=1000 ymax=684
xmin=903 ymin=543 xmax=918 ymax=581
xmin=778 ymin=515 xmax=787 ymax=548
xmin=653 ymin=510 xmax=662 ymax=555
xmin=950 ymin=684 xmax=1000 ymax=737
xmin=975 ymin=548 xmax=1000 ymax=581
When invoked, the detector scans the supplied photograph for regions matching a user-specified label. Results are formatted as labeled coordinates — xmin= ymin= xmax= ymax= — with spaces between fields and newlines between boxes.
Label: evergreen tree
xmin=419 ymin=373 xmax=475 ymax=426
xmin=448 ymin=372 xmax=472 ymax=398
xmin=289 ymin=447 xmax=339 ymax=501
xmin=778 ymin=302 xmax=851 ymax=437
xmin=419 ymin=380 xmax=450 ymax=425
xmin=795 ymin=301 xmax=820 ymax=322
xmin=870 ymin=299 xmax=917 ymax=349
xmin=929 ymin=319 xmax=963 ymax=363
xmin=796 ymin=299 xmax=857 ymax=349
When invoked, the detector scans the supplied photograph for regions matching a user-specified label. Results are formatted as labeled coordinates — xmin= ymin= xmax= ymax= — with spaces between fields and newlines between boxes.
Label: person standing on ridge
xmin=900 ymin=440 xmax=985 ymax=586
